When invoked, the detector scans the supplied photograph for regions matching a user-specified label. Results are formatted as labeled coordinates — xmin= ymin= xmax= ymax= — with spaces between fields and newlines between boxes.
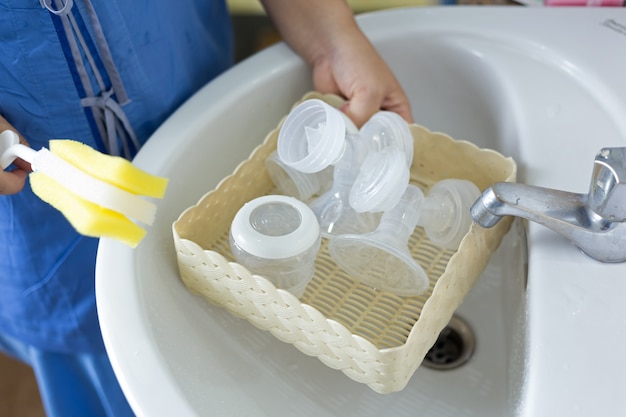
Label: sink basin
xmin=96 ymin=7 xmax=626 ymax=417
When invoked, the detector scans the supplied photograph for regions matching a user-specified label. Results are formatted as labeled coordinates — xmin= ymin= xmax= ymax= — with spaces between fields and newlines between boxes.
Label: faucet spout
xmin=472 ymin=183 xmax=588 ymax=229
xmin=471 ymin=182 xmax=625 ymax=262
xmin=471 ymin=147 xmax=626 ymax=262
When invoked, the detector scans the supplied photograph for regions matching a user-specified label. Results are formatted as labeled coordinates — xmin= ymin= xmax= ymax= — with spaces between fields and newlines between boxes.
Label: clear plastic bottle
xmin=229 ymin=195 xmax=321 ymax=298
xmin=265 ymin=150 xmax=333 ymax=202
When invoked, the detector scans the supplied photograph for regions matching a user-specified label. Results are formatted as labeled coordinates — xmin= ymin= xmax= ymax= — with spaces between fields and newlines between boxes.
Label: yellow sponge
xmin=30 ymin=172 xmax=147 ymax=248
xmin=1 ymin=132 xmax=170 ymax=247
xmin=49 ymin=140 xmax=168 ymax=198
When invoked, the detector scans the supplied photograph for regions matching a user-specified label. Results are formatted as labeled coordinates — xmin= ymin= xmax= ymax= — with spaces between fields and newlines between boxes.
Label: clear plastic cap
xmin=230 ymin=195 xmax=320 ymax=259
xmin=349 ymin=146 xmax=410 ymax=213
xmin=277 ymin=99 xmax=358 ymax=174
xmin=360 ymin=111 xmax=414 ymax=167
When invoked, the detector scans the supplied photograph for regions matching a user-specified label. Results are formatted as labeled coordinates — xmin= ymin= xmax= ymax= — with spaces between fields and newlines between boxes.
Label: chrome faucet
xmin=470 ymin=147 xmax=626 ymax=263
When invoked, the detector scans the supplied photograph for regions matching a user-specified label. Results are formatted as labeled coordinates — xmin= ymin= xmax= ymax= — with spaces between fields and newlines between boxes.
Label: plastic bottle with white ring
xmin=229 ymin=195 xmax=321 ymax=298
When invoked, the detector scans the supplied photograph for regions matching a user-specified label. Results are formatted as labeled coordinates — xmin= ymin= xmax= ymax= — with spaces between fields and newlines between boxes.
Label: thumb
xmin=339 ymin=91 xmax=381 ymax=128
xmin=0 ymin=169 xmax=28 ymax=195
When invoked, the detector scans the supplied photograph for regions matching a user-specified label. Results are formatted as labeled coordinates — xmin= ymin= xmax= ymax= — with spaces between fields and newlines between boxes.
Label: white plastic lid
xmin=230 ymin=195 xmax=320 ymax=259
xmin=349 ymin=146 xmax=410 ymax=213
xmin=360 ymin=111 xmax=413 ymax=167
xmin=277 ymin=99 xmax=355 ymax=174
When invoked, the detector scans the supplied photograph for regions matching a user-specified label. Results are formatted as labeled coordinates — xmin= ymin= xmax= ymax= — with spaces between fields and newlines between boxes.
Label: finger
xmin=312 ymin=64 xmax=341 ymax=97
xmin=0 ymin=115 xmax=30 ymax=148
xmin=382 ymin=97 xmax=414 ymax=125
xmin=13 ymin=157 xmax=32 ymax=172
xmin=341 ymin=90 xmax=382 ymax=128
xmin=0 ymin=116 xmax=32 ymax=171
xmin=0 ymin=169 xmax=28 ymax=195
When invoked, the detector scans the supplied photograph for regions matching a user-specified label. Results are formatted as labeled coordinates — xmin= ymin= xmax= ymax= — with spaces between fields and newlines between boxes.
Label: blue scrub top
xmin=0 ymin=0 xmax=233 ymax=354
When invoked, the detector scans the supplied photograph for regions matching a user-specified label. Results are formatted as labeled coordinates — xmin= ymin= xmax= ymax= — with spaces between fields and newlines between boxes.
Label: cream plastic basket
xmin=172 ymin=92 xmax=516 ymax=394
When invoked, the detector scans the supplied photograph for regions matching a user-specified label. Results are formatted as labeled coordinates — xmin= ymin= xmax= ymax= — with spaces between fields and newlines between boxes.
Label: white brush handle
xmin=0 ymin=130 xmax=37 ymax=169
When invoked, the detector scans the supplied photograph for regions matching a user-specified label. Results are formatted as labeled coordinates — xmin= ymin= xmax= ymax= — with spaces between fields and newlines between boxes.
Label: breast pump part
xmin=265 ymin=151 xmax=333 ymax=201
xmin=230 ymin=195 xmax=321 ymax=297
xmin=349 ymin=146 xmax=410 ymax=213
xmin=360 ymin=111 xmax=414 ymax=168
xmin=418 ymin=179 xmax=481 ymax=250
xmin=328 ymin=184 xmax=430 ymax=297
xmin=277 ymin=99 xmax=358 ymax=174
xmin=307 ymin=131 xmax=379 ymax=237
xmin=348 ymin=111 xmax=414 ymax=213
xmin=230 ymin=195 xmax=320 ymax=259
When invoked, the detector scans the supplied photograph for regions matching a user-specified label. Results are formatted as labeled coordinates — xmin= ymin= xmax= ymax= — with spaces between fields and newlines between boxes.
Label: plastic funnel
xmin=329 ymin=185 xmax=429 ymax=297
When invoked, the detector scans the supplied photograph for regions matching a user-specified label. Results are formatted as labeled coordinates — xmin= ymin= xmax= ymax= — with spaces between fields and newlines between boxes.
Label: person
xmin=0 ymin=0 xmax=412 ymax=416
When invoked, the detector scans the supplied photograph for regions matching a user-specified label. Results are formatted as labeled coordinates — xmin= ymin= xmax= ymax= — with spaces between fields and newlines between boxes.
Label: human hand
xmin=261 ymin=0 xmax=413 ymax=127
xmin=309 ymin=28 xmax=413 ymax=128
xmin=0 ymin=116 xmax=31 ymax=195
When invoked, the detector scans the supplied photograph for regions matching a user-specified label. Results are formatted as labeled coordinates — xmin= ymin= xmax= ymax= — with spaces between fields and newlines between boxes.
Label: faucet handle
xmin=588 ymin=147 xmax=626 ymax=222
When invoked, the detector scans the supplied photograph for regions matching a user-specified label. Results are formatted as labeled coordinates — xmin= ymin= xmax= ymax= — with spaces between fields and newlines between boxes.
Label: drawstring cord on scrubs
xmin=39 ymin=0 xmax=140 ymax=159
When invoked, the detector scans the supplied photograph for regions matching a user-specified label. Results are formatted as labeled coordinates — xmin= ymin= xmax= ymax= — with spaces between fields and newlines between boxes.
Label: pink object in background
xmin=545 ymin=0 xmax=622 ymax=6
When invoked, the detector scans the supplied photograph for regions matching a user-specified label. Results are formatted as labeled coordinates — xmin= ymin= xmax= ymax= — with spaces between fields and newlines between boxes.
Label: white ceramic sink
xmin=96 ymin=7 xmax=626 ymax=417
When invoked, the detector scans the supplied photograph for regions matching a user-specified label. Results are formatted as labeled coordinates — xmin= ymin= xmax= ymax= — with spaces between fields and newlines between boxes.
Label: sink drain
xmin=423 ymin=315 xmax=475 ymax=370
